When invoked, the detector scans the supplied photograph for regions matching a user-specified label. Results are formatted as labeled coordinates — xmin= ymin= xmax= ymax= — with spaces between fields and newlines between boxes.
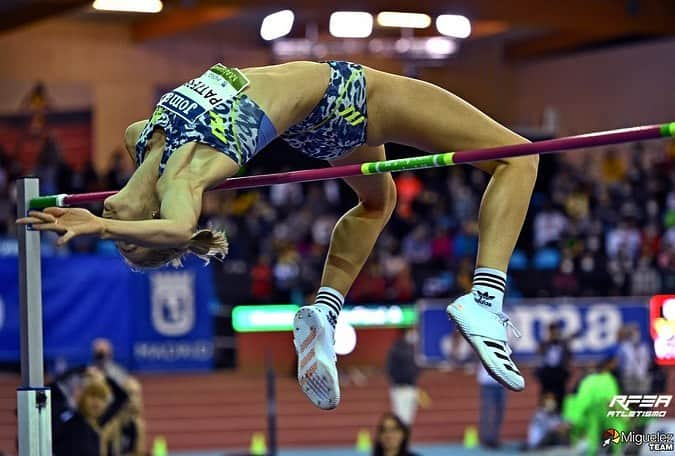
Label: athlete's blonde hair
xmin=119 ymin=228 xmax=229 ymax=270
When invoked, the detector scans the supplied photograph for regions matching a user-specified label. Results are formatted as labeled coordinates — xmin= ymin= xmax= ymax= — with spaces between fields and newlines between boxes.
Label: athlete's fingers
xmin=43 ymin=207 xmax=67 ymax=217
xmin=56 ymin=230 xmax=76 ymax=246
xmin=32 ymin=223 xmax=67 ymax=234
xmin=27 ymin=210 xmax=57 ymax=223
xmin=16 ymin=216 xmax=44 ymax=225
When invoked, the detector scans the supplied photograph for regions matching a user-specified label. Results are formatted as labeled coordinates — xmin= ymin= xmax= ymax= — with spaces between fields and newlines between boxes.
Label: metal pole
xmin=16 ymin=177 xmax=52 ymax=456
xmin=265 ymin=353 xmax=277 ymax=456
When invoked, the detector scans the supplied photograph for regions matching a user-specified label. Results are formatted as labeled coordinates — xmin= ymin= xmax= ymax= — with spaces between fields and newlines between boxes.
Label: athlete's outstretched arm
xmin=16 ymin=178 xmax=202 ymax=248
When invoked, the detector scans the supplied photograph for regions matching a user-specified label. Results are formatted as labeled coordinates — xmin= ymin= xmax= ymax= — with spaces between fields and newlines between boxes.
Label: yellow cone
xmin=152 ymin=436 xmax=168 ymax=456
xmin=250 ymin=432 xmax=267 ymax=455
xmin=463 ymin=426 xmax=479 ymax=448
xmin=355 ymin=428 xmax=372 ymax=453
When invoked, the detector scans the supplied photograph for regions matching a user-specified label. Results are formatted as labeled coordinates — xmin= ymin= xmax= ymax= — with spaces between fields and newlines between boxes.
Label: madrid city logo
xmin=150 ymin=271 xmax=195 ymax=337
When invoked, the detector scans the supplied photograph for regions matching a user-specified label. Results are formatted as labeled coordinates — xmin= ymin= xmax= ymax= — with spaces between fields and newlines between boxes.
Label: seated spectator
xmin=372 ymin=413 xmax=420 ymax=456
xmin=53 ymin=367 xmax=129 ymax=456
xmin=401 ymin=226 xmax=432 ymax=265
xmin=533 ymin=201 xmax=568 ymax=248
xmin=600 ymin=148 xmax=627 ymax=185
xmin=551 ymin=258 xmax=580 ymax=296
xmin=630 ymin=255 xmax=662 ymax=296
xmin=606 ymin=218 xmax=641 ymax=261
xmin=527 ymin=393 xmax=571 ymax=450
xmin=104 ymin=376 xmax=146 ymax=456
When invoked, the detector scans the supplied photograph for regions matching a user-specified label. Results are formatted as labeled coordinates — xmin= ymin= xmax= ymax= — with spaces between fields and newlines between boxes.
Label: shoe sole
xmin=447 ymin=303 xmax=524 ymax=392
xmin=293 ymin=307 xmax=340 ymax=410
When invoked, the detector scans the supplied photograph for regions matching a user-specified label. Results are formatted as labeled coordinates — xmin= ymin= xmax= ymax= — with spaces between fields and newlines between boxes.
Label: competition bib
xmin=158 ymin=64 xmax=250 ymax=123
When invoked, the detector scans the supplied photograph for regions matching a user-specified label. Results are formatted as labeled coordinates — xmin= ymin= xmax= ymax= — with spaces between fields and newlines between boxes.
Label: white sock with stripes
xmin=313 ymin=286 xmax=344 ymax=329
xmin=472 ymin=267 xmax=506 ymax=313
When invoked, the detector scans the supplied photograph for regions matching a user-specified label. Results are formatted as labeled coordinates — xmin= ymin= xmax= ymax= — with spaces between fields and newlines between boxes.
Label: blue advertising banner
xmin=129 ymin=263 xmax=214 ymax=371
xmin=0 ymin=255 xmax=213 ymax=372
xmin=418 ymin=297 xmax=650 ymax=365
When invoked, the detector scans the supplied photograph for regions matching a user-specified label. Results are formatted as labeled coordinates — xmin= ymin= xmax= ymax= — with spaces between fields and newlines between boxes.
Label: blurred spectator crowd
xmin=1 ymin=117 xmax=675 ymax=305
xmin=49 ymin=338 xmax=146 ymax=456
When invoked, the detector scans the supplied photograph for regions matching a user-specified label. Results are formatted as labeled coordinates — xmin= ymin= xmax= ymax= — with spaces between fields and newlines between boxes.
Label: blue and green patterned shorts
xmin=282 ymin=60 xmax=368 ymax=160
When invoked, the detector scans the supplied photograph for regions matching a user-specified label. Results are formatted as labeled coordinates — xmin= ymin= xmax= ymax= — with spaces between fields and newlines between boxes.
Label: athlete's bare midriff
xmin=241 ymin=61 xmax=331 ymax=135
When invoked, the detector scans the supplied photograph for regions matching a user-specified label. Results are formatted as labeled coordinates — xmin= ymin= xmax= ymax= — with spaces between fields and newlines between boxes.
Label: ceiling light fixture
xmin=329 ymin=11 xmax=373 ymax=38
xmin=260 ymin=10 xmax=295 ymax=41
xmin=376 ymin=12 xmax=431 ymax=29
xmin=436 ymin=14 xmax=471 ymax=39
xmin=92 ymin=0 xmax=163 ymax=13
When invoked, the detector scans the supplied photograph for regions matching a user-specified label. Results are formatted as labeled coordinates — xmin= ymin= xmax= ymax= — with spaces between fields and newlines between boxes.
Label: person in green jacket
xmin=563 ymin=357 xmax=629 ymax=455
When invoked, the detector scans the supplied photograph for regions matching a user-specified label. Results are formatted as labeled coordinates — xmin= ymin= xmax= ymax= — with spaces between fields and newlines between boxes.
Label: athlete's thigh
xmin=328 ymin=144 xmax=395 ymax=208
xmin=365 ymin=67 xmax=527 ymax=174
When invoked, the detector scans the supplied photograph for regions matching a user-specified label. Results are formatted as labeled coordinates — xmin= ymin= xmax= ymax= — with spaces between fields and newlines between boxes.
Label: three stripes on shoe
xmin=483 ymin=339 xmax=521 ymax=375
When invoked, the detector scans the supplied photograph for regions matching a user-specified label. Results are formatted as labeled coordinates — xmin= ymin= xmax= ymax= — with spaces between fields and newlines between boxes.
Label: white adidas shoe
xmin=293 ymin=305 xmax=340 ymax=410
xmin=446 ymin=292 xmax=524 ymax=391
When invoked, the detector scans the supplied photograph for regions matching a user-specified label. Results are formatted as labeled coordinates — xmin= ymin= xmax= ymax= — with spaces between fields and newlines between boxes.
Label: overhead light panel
xmin=376 ymin=12 xmax=431 ymax=29
xmin=92 ymin=0 xmax=163 ymax=13
xmin=260 ymin=10 xmax=295 ymax=41
xmin=329 ymin=11 xmax=373 ymax=38
xmin=425 ymin=37 xmax=457 ymax=57
xmin=436 ymin=14 xmax=471 ymax=39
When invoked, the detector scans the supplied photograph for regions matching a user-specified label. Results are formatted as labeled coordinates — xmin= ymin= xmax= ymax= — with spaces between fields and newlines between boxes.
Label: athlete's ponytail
xmin=119 ymin=228 xmax=229 ymax=271
xmin=186 ymin=229 xmax=229 ymax=264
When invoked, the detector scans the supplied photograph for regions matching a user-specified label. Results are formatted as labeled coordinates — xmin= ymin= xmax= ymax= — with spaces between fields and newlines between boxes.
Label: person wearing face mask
xmin=527 ymin=393 xmax=571 ymax=450
xmin=92 ymin=338 xmax=129 ymax=386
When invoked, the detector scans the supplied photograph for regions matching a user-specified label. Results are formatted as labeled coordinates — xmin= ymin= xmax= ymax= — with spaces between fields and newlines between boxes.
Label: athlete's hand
xmin=16 ymin=207 xmax=105 ymax=246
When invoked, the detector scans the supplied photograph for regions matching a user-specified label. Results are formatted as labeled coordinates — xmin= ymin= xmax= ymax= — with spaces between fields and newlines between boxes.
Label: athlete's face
xmin=102 ymin=195 xmax=177 ymax=269
xmin=116 ymin=241 xmax=184 ymax=270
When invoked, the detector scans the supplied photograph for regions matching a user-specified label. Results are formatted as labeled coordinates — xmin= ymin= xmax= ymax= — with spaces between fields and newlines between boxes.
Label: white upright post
xmin=16 ymin=177 xmax=51 ymax=456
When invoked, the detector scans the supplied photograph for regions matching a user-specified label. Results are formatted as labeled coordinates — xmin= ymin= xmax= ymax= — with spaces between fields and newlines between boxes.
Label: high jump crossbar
xmin=29 ymin=122 xmax=675 ymax=209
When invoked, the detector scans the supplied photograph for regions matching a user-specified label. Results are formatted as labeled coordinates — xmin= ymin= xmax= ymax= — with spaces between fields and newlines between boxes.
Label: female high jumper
xmin=19 ymin=60 xmax=538 ymax=409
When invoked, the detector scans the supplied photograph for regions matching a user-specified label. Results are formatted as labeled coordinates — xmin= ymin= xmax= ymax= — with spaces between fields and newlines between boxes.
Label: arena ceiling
xmin=1 ymin=0 xmax=674 ymax=61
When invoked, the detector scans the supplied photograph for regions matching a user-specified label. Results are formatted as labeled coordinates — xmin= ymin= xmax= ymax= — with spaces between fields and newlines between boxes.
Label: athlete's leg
xmin=294 ymin=144 xmax=396 ymax=410
xmin=365 ymin=68 xmax=537 ymax=391
xmin=366 ymin=67 xmax=537 ymax=273
xmin=322 ymin=144 xmax=397 ymax=294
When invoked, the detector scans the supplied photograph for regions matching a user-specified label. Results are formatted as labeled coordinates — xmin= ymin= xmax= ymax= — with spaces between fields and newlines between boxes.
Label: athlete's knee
xmin=504 ymin=153 xmax=539 ymax=178
xmin=359 ymin=174 xmax=397 ymax=218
